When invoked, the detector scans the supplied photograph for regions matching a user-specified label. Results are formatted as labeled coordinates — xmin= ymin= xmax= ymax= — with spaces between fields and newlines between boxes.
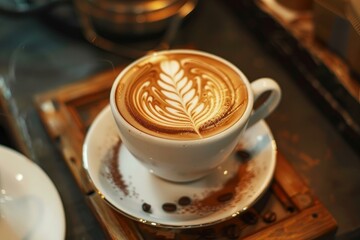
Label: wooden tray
xmin=35 ymin=68 xmax=337 ymax=240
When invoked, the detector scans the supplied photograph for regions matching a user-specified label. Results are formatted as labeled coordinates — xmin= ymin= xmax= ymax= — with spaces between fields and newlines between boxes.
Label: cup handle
xmin=247 ymin=78 xmax=281 ymax=128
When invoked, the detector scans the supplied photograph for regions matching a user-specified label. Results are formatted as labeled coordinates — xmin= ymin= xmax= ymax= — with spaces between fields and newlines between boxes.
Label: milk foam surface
xmin=115 ymin=52 xmax=248 ymax=140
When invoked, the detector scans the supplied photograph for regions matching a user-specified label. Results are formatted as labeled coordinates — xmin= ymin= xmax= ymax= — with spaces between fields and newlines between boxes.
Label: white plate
xmin=83 ymin=106 xmax=276 ymax=228
xmin=0 ymin=145 xmax=66 ymax=240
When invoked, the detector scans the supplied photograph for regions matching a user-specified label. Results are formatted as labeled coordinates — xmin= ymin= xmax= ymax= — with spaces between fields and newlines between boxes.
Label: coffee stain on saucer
xmin=104 ymin=142 xmax=255 ymax=216
xmin=103 ymin=139 xmax=129 ymax=196
xmin=179 ymin=160 xmax=255 ymax=216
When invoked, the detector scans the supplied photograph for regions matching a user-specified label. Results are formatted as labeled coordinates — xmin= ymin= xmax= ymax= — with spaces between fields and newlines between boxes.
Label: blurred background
xmin=0 ymin=0 xmax=359 ymax=239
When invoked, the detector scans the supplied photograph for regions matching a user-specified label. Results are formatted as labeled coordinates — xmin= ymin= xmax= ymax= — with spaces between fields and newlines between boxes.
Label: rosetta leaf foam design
xmin=132 ymin=59 xmax=233 ymax=137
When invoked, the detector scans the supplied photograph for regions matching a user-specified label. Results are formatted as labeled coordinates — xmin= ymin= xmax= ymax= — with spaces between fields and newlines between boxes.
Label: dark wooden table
xmin=0 ymin=0 xmax=359 ymax=239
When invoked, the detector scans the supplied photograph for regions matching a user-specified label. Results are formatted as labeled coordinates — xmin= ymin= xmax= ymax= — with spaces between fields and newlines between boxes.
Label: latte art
xmin=116 ymin=52 xmax=248 ymax=140
xmin=132 ymin=60 xmax=235 ymax=136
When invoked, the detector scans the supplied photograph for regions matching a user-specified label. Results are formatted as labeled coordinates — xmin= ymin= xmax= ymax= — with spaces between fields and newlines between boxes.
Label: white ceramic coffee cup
xmin=110 ymin=49 xmax=281 ymax=182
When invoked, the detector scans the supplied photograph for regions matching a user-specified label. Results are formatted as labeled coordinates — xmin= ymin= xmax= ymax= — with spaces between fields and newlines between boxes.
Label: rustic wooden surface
xmin=35 ymin=68 xmax=337 ymax=239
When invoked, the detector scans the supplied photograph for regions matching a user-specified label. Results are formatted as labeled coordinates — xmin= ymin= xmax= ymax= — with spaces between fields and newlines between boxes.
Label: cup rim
xmin=110 ymin=49 xmax=254 ymax=144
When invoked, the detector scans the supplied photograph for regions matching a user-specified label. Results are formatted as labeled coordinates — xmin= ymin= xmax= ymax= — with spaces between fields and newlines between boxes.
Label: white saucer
xmin=83 ymin=106 xmax=276 ymax=228
xmin=0 ymin=145 xmax=66 ymax=240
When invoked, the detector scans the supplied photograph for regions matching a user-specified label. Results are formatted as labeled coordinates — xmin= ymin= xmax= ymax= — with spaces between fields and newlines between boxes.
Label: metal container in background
xmin=75 ymin=0 xmax=189 ymax=36
xmin=0 ymin=0 xmax=197 ymax=58
xmin=74 ymin=0 xmax=197 ymax=58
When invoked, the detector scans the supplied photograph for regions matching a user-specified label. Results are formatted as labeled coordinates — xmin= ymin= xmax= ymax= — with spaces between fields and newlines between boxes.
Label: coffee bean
xmin=217 ymin=192 xmax=234 ymax=202
xmin=178 ymin=196 xmax=192 ymax=206
xmin=223 ymin=224 xmax=240 ymax=239
xmin=142 ymin=203 xmax=151 ymax=212
xmin=237 ymin=150 xmax=251 ymax=161
xmin=240 ymin=209 xmax=258 ymax=225
xmin=162 ymin=203 xmax=177 ymax=212
xmin=262 ymin=211 xmax=277 ymax=223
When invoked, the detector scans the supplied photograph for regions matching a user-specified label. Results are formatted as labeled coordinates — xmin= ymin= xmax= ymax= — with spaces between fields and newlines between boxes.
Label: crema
xmin=115 ymin=52 xmax=248 ymax=140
